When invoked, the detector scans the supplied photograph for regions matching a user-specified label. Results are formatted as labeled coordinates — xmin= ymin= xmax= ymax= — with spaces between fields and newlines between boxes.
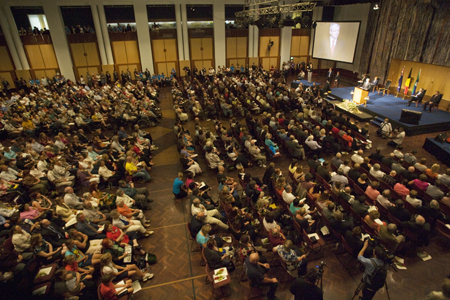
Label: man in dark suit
xmin=317 ymin=161 xmax=331 ymax=183
xmin=334 ymin=71 xmax=341 ymax=87
xmin=317 ymin=23 xmax=345 ymax=60
xmin=307 ymin=155 xmax=321 ymax=171
xmin=407 ymin=88 xmax=425 ymax=106
xmin=286 ymin=135 xmax=305 ymax=160
xmin=40 ymin=219 xmax=69 ymax=247
xmin=388 ymin=200 xmax=411 ymax=222
xmin=351 ymin=196 xmax=370 ymax=217
xmin=423 ymin=91 xmax=443 ymax=112
xmin=327 ymin=68 xmax=333 ymax=83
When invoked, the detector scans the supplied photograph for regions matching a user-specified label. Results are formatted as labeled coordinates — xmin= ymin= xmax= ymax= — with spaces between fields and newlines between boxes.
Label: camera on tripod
xmin=365 ymin=236 xmax=395 ymax=263
xmin=315 ymin=261 xmax=326 ymax=275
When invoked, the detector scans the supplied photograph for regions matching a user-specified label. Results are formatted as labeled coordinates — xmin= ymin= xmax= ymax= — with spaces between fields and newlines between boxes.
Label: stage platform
xmin=423 ymin=138 xmax=450 ymax=167
xmin=291 ymin=80 xmax=321 ymax=89
xmin=328 ymin=87 xmax=450 ymax=136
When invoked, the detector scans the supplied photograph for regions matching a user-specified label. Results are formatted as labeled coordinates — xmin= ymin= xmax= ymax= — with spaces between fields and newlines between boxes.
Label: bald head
xmin=249 ymin=253 xmax=259 ymax=264
xmin=196 ymin=211 xmax=206 ymax=220
xmin=416 ymin=215 xmax=426 ymax=226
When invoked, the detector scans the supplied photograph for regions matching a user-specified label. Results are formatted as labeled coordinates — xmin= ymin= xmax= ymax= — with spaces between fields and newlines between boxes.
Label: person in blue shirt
xmin=29 ymin=78 xmax=35 ymax=86
xmin=173 ymin=172 xmax=187 ymax=199
xmin=171 ymin=68 xmax=176 ymax=78
xmin=230 ymin=64 xmax=235 ymax=73
xmin=357 ymin=239 xmax=389 ymax=300
xmin=240 ymin=65 xmax=245 ymax=73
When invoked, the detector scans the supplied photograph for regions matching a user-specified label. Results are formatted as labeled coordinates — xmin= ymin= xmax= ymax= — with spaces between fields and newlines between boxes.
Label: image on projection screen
xmin=312 ymin=21 xmax=360 ymax=63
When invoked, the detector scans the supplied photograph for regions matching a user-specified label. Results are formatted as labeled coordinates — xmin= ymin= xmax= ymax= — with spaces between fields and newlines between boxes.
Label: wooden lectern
xmin=353 ymin=87 xmax=369 ymax=105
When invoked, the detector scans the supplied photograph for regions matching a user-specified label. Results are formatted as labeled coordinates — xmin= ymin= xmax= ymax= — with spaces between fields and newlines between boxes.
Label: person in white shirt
xmin=405 ymin=190 xmax=422 ymax=207
xmin=388 ymin=127 xmax=405 ymax=147
xmin=98 ymin=161 xmax=116 ymax=181
xmin=379 ymin=118 xmax=392 ymax=138
xmin=282 ymin=184 xmax=296 ymax=205
xmin=351 ymin=150 xmax=364 ymax=165
xmin=376 ymin=190 xmax=394 ymax=209
xmin=339 ymin=159 xmax=351 ymax=175
xmin=437 ymin=169 xmax=450 ymax=187
xmin=191 ymin=199 xmax=228 ymax=229
xmin=370 ymin=164 xmax=385 ymax=180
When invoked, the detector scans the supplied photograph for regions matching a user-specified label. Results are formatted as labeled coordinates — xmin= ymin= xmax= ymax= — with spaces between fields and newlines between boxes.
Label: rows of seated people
xmin=171 ymin=68 xmax=450 ymax=298
xmin=0 ymin=76 xmax=166 ymax=299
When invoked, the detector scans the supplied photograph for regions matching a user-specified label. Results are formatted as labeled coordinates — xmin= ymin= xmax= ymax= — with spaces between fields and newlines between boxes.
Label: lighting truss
xmin=236 ymin=2 xmax=316 ymax=18
xmin=244 ymin=0 xmax=279 ymax=7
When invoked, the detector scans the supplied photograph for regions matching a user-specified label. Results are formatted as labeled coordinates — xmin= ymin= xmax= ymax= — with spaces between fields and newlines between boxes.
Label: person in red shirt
xmin=100 ymin=274 xmax=133 ymax=300
xmin=104 ymin=221 xmax=141 ymax=248
xmin=64 ymin=254 xmax=93 ymax=281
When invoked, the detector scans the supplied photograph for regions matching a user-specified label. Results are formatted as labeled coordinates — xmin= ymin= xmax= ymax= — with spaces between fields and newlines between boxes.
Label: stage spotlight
xmin=373 ymin=4 xmax=379 ymax=10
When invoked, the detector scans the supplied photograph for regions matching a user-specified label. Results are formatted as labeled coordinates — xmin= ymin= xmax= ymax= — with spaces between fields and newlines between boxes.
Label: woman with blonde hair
xmin=100 ymin=252 xmax=153 ymax=282
xmin=196 ymin=224 xmax=212 ymax=248
xmin=425 ymin=163 xmax=440 ymax=179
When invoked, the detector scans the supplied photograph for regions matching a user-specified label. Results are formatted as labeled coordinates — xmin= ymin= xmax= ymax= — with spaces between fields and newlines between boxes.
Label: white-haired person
xmin=305 ymin=135 xmax=322 ymax=156
xmin=110 ymin=209 xmax=153 ymax=237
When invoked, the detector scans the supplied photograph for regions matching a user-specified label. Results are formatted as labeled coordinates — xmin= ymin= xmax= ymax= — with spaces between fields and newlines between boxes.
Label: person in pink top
xmin=394 ymin=179 xmax=410 ymax=198
xmin=19 ymin=203 xmax=44 ymax=220
xmin=365 ymin=181 xmax=381 ymax=203
xmin=410 ymin=174 xmax=429 ymax=191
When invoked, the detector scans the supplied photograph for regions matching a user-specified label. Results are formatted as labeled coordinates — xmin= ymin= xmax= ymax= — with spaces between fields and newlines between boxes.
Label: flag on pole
xmin=397 ymin=66 xmax=405 ymax=92
xmin=404 ymin=68 xmax=412 ymax=94
xmin=412 ymin=69 xmax=421 ymax=95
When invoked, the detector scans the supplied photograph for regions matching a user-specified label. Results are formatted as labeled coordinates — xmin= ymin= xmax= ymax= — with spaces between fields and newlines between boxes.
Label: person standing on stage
xmin=307 ymin=62 xmax=313 ymax=83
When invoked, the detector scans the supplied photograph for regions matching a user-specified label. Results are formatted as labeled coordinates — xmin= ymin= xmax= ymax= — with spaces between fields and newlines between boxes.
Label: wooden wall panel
xmin=112 ymin=42 xmax=127 ymax=65
xmin=44 ymin=69 xmax=57 ymax=78
xmin=270 ymin=37 xmax=279 ymax=57
xmin=202 ymin=38 xmax=213 ymax=60
xmin=70 ymin=44 xmax=87 ymax=67
xmin=200 ymin=60 xmax=211 ymax=69
xmin=259 ymin=37 xmax=270 ymax=58
xmin=388 ymin=59 xmax=450 ymax=101
xmin=261 ymin=58 xmax=270 ymax=70
xmin=25 ymin=45 xmax=45 ymax=69
xmin=34 ymin=70 xmax=47 ymax=79
xmin=236 ymin=37 xmax=247 ymax=57
xmin=190 ymin=38 xmax=202 ymax=60
xmin=102 ymin=65 xmax=115 ymax=75
xmin=0 ymin=47 xmax=14 ymax=71
xmin=299 ymin=36 xmax=309 ymax=56
xmin=152 ymin=40 xmax=166 ymax=62
xmin=227 ymin=37 xmax=237 ymax=58
xmin=84 ymin=43 xmax=100 ymax=66
xmin=15 ymin=70 xmax=31 ymax=82
xmin=291 ymin=36 xmax=300 ymax=56
xmin=179 ymin=60 xmax=190 ymax=73
xmin=39 ymin=45 xmax=58 ymax=69
xmin=164 ymin=39 xmax=178 ymax=61
xmin=237 ymin=58 xmax=246 ymax=67
xmin=0 ymin=72 xmax=15 ymax=89
xmin=166 ymin=62 xmax=176 ymax=75
xmin=77 ymin=68 xmax=88 ymax=80
xmin=156 ymin=62 xmax=168 ymax=75
xmin=125 ymin=41 xmax=140 ymax=64
xmin=249 ymin=57 xmax=259 ymax=66
xmin=260 ymin=36 xmax=279 ymax=58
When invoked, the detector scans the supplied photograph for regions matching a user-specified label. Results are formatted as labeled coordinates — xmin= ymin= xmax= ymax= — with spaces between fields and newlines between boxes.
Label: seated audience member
xmin=273 ymin=239 xmax=308 ymax=276
xmin=379 ymin=224 xmax=404 ymax=253
xmin=290 ymin=268 xmax=324 ymax=300
xmin=405 ymin=190 xmax=422 ymax=207
xmin=204 ymin=239 xmax=233 ymax=271
xmin=76 ymin=213 xmax=107 ymax=240
xmin=244 ymin=253 xmax=278 ymax=300
xmin=100 ymin=274 xmax=134 ymax=300
xmin=365 ymin=181 xmax=381 ymax=203
xmin=389 ymin=200 xmax=411 ymax=222
xmin=363 ymin=210 xmax=385 ymax=232
xmin=351 ymin=196 xmax=370 ymax=217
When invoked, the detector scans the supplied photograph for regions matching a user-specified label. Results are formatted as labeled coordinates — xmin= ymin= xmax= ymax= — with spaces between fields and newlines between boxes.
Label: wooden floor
xmin=131 ymin=75 xmax=450 ymax=300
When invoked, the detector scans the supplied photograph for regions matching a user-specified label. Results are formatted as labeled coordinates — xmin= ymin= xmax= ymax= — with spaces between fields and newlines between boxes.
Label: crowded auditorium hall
xmin=1 ymin=1 xmax=450 ymax=300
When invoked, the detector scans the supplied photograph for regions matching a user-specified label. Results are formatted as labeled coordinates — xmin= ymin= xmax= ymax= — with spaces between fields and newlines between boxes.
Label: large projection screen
xmin=312 ymin=21 xmax=360 ymax=64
